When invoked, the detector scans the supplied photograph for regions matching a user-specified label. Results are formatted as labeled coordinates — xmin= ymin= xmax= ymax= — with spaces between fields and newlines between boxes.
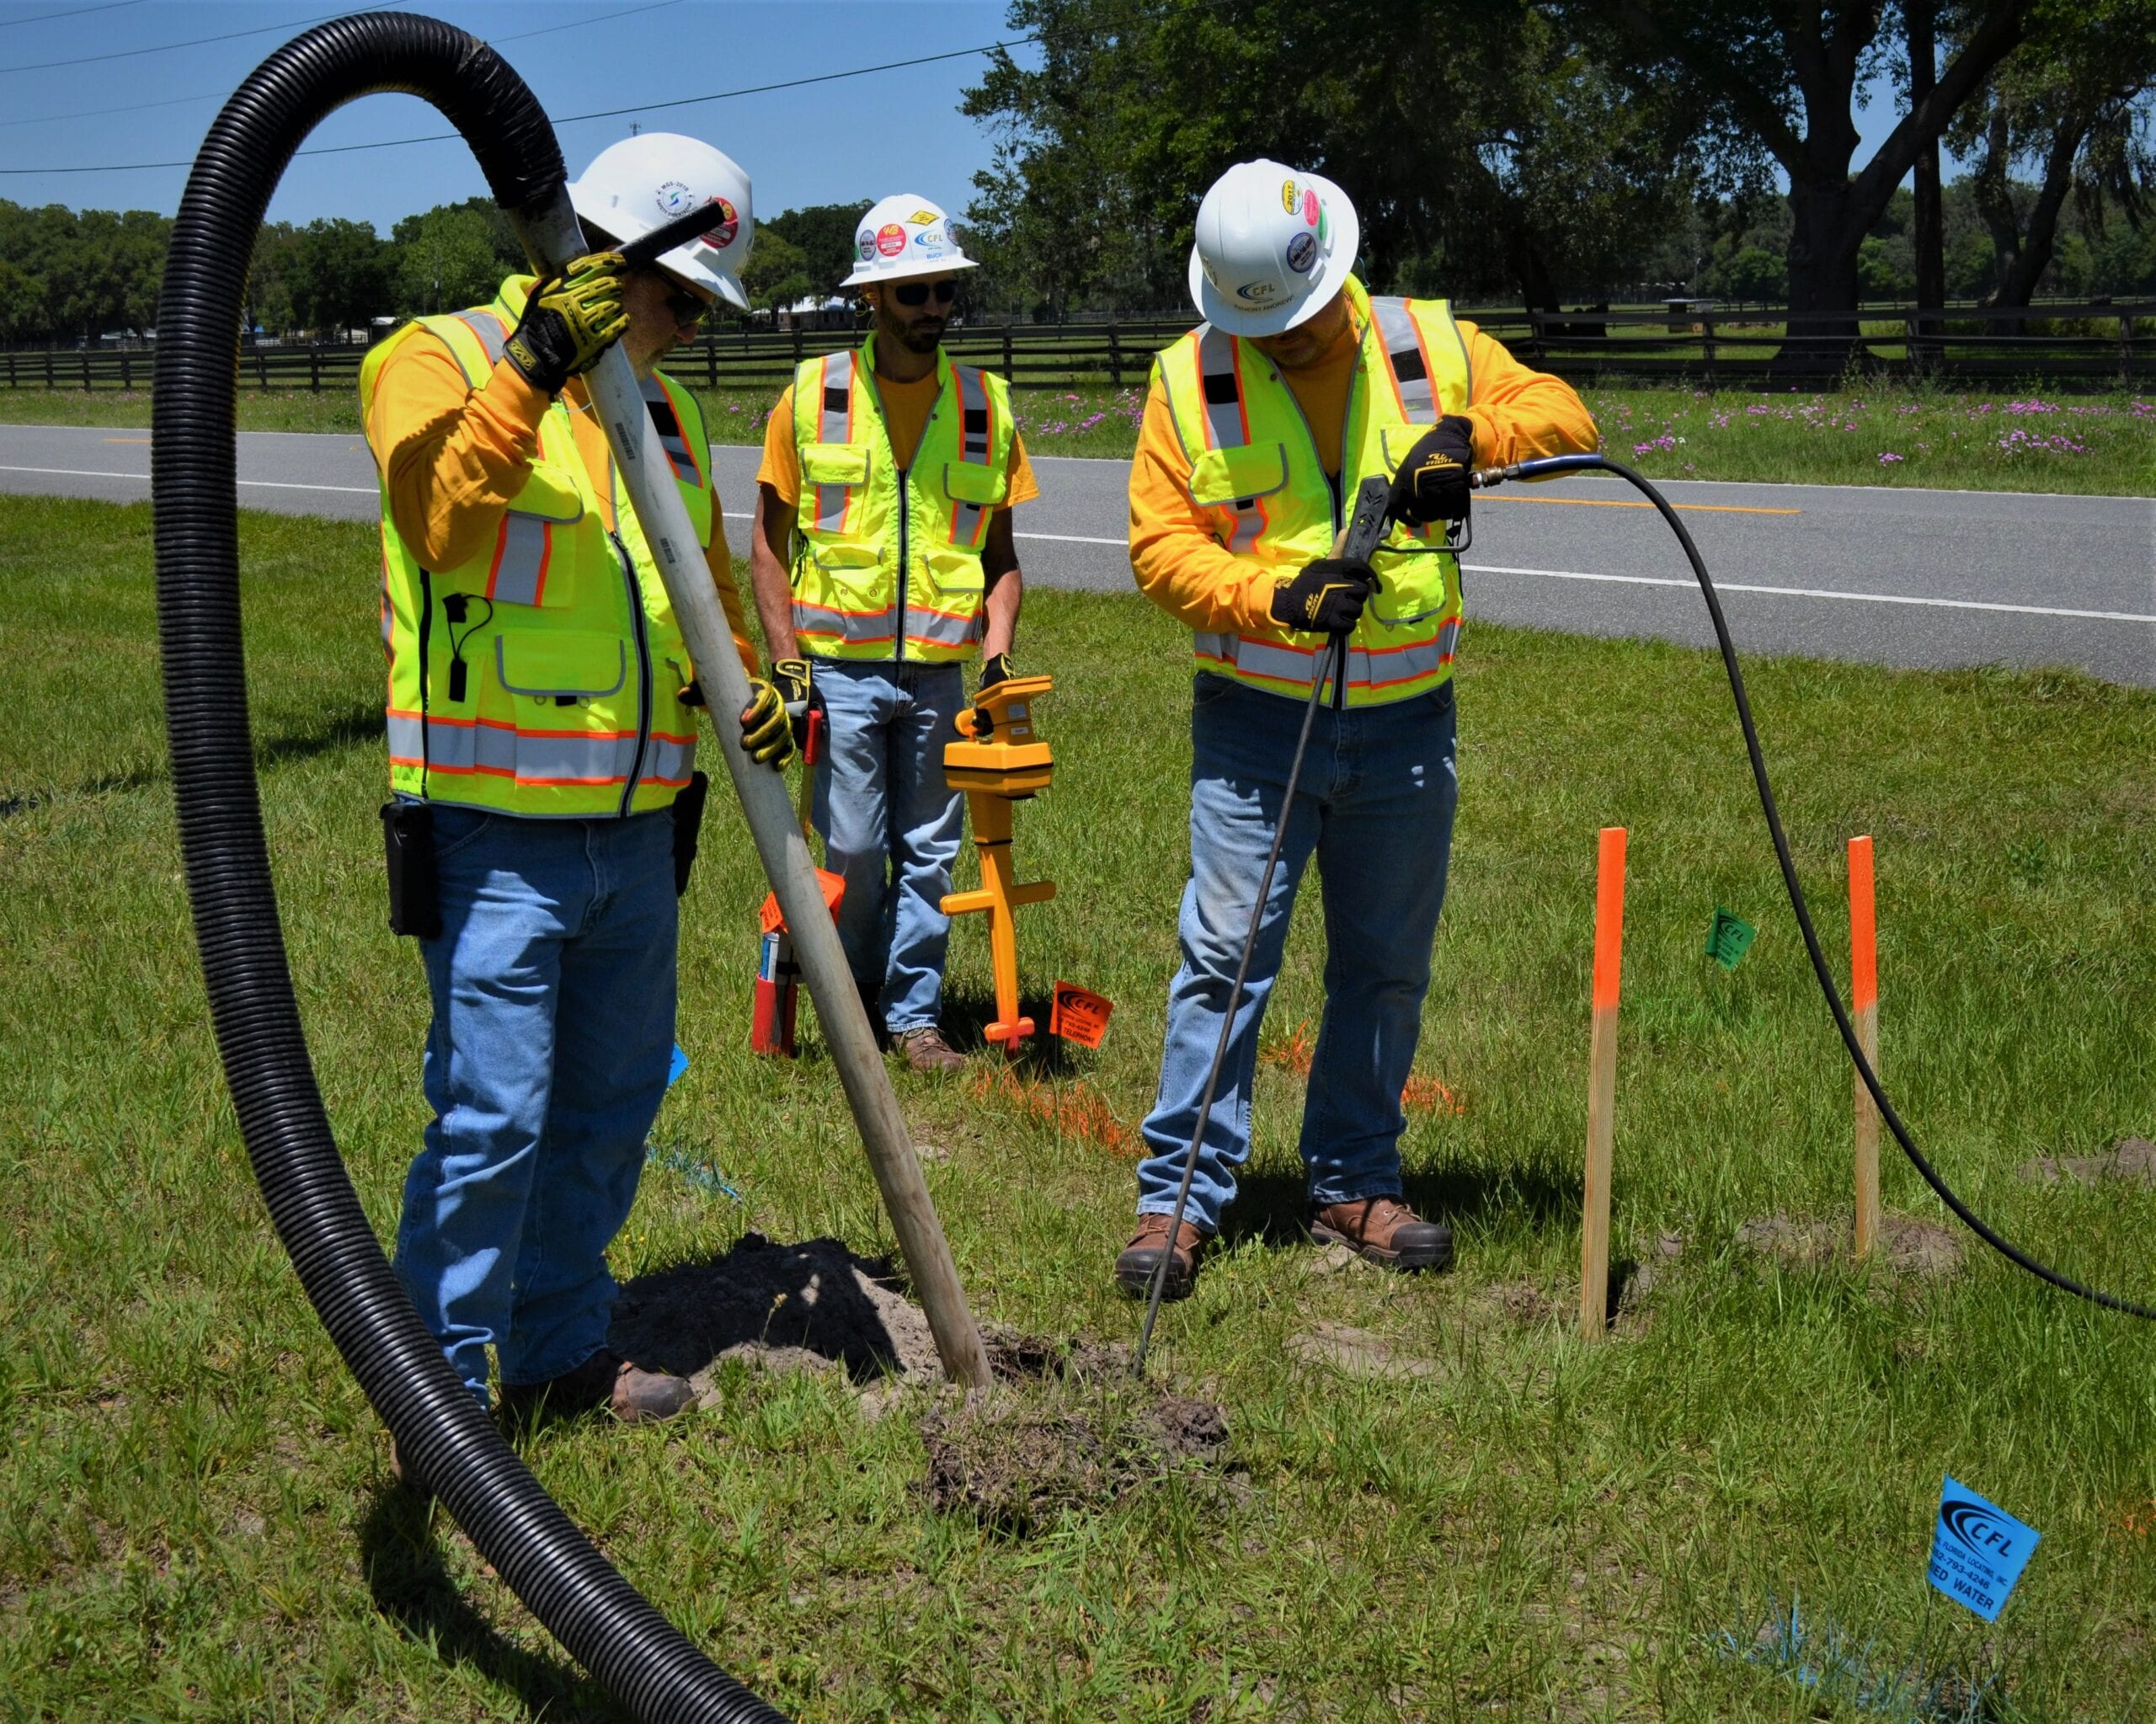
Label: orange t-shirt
xmin=756 ymin=366 xmax=1040 ymax=509
xmin=1127 ymin=310 xmax=1601 ymax=638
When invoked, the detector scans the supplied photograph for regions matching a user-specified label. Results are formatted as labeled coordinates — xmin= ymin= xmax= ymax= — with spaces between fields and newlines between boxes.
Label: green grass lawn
xmin=6 ymin=373 xmax=2150 ymax=494
xmin=4 ymin=494 xmax=2156 ymax=1719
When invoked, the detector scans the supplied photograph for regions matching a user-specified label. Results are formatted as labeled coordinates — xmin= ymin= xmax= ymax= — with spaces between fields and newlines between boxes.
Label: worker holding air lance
xmin=1117 ymin=161 xmax=1598 ymax=1305
xmin=363 ymin=134 xmax=798 ymax=1440
xmin=747 ymin=195 xmax=1038 ymax=1074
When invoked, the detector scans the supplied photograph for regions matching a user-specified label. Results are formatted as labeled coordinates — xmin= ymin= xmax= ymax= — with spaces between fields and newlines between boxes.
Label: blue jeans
xmin=810 ymin=659 xmax=967 ymax=1034
xmin=1137 ymin=673 xmax=1460 ymax=1234
xmin=392 ymin=804 xmax=678 ymax=1405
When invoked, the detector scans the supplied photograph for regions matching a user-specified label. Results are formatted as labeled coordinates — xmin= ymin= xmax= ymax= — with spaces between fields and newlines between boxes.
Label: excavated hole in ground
xmin=607 ymin=1232 xmax=1231 ymax=1534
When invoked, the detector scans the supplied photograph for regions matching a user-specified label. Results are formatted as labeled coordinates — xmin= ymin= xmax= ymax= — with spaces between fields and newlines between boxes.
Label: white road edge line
xmin=0 ymin=463 xmax=376 ymax=494
xmin=1462 ymin=562 xmax=2156 ymax=626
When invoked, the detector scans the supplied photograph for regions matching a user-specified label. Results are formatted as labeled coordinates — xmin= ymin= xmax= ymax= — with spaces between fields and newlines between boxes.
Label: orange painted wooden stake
xmin=1581 ymin=827 xmax=1626 ymax=1341
xmin=1849 ymin=835 xmax=1881 ymax=1259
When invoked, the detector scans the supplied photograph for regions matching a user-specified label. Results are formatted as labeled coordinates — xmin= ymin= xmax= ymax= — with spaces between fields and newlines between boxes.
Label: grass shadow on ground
xmin=1214 ymin=1160 xmax=1585 ymax=1250
xmin=357 ymin=1487 xmax=629 ymax=1722
xmin=936 ymin=981 xmax=1080 ymax=1075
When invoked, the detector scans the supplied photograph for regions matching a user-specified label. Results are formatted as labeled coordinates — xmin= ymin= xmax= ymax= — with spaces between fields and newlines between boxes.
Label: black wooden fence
xmin=6 ymin=301 xmax=2151 ymax=392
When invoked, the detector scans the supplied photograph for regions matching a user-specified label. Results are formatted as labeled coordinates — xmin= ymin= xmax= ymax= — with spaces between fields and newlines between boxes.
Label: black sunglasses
xmin=663 ymin=285 xmax=710 ymax=327
xmin=892 ymin=280 xmax=958 ymax=308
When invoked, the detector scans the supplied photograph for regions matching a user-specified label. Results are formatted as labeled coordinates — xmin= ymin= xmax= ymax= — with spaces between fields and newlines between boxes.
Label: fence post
xmin=310 ymin=346 xmax=321 ymax=392
xmin=1108 ymin=324 xmax=1122 ymax=389
xmin=45 ymin=345 xmax=54 ymax=389
xmin=1001 ymin=323 xmax=1013 ymax=380
xmin=257 ymin=347 xmax=268 ymax=390
xmin=792 ymin=323 xmax=803 ymax=369
xmin=706 ymin=333 xmax=716 ymax=389
xmin=120 ymin=350 xmax=131 ymax=391
xmin=1701 ymin=313 xmax=1716 ymax=373
xmin=2122 ymin=312 xmax=2135 ymax=385
xmin=82 ymin=349 xmax=92 ymax=390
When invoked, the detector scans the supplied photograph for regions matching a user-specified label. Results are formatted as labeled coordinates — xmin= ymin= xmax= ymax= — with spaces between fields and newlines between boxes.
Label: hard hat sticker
xmin=857 ymin=231 xmax=877 ymax=261
xmin=1929 ymin=1478 xmax=2039 ymax=1622
xmin=907 ymin=208 xmax=938 ymax=224
xmin=1286 ymin=232 xmax=1316 ymax=273
xmin=1303 ymin=187 xmax=1321 ymax=227
xmin=876 ymin=223 xmax=906 ymax=258
xmin=1280 ymin=178 xmax=1297 ymax=212
xmin=1236 ymin=280 xmax=1280 ymax=303
xmin=700 ymin=196 xmax=739 ymax=249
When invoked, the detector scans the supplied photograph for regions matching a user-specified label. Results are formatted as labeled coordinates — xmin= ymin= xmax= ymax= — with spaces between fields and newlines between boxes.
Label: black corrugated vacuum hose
xmin=152 ymin=13 xmax=789 ymax=1720
xmin=1473 ymin=452 xmax=2156 ymax=1323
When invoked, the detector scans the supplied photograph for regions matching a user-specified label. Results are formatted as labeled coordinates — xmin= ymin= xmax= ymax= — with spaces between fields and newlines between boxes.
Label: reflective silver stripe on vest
xmin=485 ymin=510 xmax=553 ymax=605
xmin=1193 ymin=325 xmax=1263 ymax=553
xmin=949 ymin=363 xmax=993 ymax=547
xmin=644 ymin=731 xmax=697 ymax=787
xmin=643 ymin=376 xmax=699 ymax=484
xmin=903 ymin=604 xmax=979 ymax=651
xmin=814 ymin=349 xmax=855 ymax=534
xmin=445 ymin=309 xmax=510 ymax=383
xmin=792 ymin=597 xmax=896 ymax=649
xmin=386 ymin=713 xmax=670 ymax=785
xmin=1192 ymin=616 xmax=1461 ymax=695
xmin=1369 ymin=296 xmax=1434 ymax=423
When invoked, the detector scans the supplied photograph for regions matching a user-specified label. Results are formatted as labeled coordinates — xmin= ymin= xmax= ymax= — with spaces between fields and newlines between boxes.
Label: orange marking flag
xmin=1049 ymin=981 xmax=1114 ymax=1049
xmin=760 ymin=868 xmax=846 ymax=935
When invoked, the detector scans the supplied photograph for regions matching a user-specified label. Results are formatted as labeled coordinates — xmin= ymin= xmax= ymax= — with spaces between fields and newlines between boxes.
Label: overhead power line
xmin=0 ymin=35 xmax=1038 ymax=173
xmin=0 ymin=0 xmax=147 ymax=29
xmin=1 ymin=8 xmax=344 ymax=75
xmin=0 ymin=1 xmax=683 ymax=131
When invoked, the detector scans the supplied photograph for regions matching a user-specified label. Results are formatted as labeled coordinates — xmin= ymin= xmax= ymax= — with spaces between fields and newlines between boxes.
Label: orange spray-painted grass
xmin=967 ymin=1067 xmax=1140 ymax=1157
xmin=1260 ymin=1021 xmax=1464 ymax=1117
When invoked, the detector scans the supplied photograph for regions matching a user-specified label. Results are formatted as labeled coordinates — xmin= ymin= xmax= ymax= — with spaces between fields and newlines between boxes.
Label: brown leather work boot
xmin=499 ymin=1349 xmax=695 ymax=1428
xmin=1113 ymin=1214 xmax=1210 ymax=1301
xmin=898 ymin=1026 xmax=967 ymax=1074
xmin=1310 ymin=1196 xmax=1454 ymax=1272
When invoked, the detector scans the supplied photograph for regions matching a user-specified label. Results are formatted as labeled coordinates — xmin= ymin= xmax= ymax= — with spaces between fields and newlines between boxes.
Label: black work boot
xmin=1310 ymin=1196 xmax=1453 ymax=1272
xmin=1113 ymin=1214 xmax=1210 ymax=1300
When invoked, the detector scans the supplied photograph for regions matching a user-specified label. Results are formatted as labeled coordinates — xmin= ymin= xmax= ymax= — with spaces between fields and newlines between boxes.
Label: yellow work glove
xmin=738 ymin=676 xmax=797 ymax=771
xmin=504 ymin=252 xmax=630 ymax=395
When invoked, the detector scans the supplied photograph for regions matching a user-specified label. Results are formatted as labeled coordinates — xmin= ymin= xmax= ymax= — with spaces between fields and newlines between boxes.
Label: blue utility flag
xmin=1929 ymin=1476 xmax=2039 ymax=1621
xmin=668 ymin=1043 xmax=689 ymax=1087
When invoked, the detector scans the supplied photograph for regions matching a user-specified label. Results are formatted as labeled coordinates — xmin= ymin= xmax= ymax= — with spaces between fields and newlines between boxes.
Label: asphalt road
xmin=6 ymin=420 xmax=2151 ymax=686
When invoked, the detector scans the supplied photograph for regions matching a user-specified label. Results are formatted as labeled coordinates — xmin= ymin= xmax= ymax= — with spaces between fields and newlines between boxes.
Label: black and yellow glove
xmin=738 ymin=677 xmax=797 ymax=771
xmin=1387 ymin=415 xmax=1476 ymax=527
xmin=771 ymin=656 xmax=825 ymax=750
xmin=978 ymin=651 xmax=1013 ymax=691
xmin=1270 ymin=558 xmax=1376 ymax=635
xmin=504 ymin=252 xmax=630 ymax=395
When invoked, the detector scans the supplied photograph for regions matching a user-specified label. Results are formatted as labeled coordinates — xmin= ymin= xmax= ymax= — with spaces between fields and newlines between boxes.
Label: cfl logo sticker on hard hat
xmin=1235 ymin=280 xmax=1280 ymax=303
xmin=1285 ymin=232 xmax=1316 ymax=274
xmin=876 ymin=223 xmax=907 ymax=258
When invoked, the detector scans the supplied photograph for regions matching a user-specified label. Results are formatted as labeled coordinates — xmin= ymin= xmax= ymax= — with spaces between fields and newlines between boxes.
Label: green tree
xmin=739 ymin=227 xmax=812 ymax=312
xmin=392 ymin=205 xmax=500 ymax=315
xmin=288 ymin=217 xmax=395 ymax=334
xmin=760 ymin=203 xmax=868 ymax=294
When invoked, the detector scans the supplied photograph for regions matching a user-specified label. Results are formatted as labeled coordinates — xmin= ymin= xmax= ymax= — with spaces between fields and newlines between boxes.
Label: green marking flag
xmin=1705 ymin=908 xmax=1757 ymax=971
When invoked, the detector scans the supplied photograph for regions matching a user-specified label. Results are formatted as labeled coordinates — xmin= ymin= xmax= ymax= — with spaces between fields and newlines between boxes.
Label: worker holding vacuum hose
xmin=361 ymin=134 xmax=793 ymax=1435
xmin=1116 ymin=161 xmax=1598 ymax=1300
xmin=745 ymin=195 xmax=1036 ymax=1074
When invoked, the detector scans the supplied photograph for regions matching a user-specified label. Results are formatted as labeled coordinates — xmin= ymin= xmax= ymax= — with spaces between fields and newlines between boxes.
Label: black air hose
xmin=152 ymin=14 xmax=787 ymax=1720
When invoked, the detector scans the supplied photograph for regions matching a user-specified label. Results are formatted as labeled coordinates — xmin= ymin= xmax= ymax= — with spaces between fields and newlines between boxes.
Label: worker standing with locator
xmin=364 ymin=134 xmax=798 ymax=1438
xmin=1116 ymin=161 xmax=1598 ymax=1300
xmin=747 ymin=195 xmax=1038 ymax=1073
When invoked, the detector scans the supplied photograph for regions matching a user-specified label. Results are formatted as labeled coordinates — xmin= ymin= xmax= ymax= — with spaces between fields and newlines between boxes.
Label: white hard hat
xmin=840 ymin=193 xmax=978 ymax=288
xmin=569 ymin=132 xmax=755 ymax=312
xmin=1187 ymin=159 xmax=1359 ymax=337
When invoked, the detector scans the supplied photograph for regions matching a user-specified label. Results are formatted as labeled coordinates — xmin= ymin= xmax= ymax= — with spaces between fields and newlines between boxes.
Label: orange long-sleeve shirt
xmin=364 ymin=331 xmax=760 ymax=680
xmin=1129 ymin=307 xmax=1599 ymax=638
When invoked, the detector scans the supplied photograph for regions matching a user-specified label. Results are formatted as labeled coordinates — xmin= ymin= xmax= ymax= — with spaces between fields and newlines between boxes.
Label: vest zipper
xmin=894 ymin=460 xmax=909 ymax=665
xmin=1264 ymin=348 xmax=1354 ymax=711
xmin=611 ymin=529 xmax=653 ymax=818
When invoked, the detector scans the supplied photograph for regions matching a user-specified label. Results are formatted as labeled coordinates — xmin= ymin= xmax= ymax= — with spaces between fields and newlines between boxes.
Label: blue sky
xmin=0 ymin=1 xmax=1932 ymax=235
xmin=0 ymin=0 xmax=1029 ymax=232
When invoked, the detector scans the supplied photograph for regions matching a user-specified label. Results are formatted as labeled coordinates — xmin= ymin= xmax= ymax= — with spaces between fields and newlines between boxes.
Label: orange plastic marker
xmin=1581 ymin=826 xmax=1626 ymax=1341
xmin=1849 ymin=835 xmax=1881 ymax=1258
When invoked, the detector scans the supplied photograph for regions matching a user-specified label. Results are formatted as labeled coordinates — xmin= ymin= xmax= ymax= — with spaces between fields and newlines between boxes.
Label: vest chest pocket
xmin=1365 ymin=548 xmax=1456 ymax=628
xmin=1187 ymin=442 xmax=1289 ymax=510
xmin=494 ymin=630 xmax=627 ymax=701
xmin=942 ymin=460 xmax=1007 ymax=510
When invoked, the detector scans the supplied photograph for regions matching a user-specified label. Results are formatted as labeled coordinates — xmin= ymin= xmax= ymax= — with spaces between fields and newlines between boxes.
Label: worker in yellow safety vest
xmin=362 ymin=133 xmax=795 ymax=1444
xmin=746 ymin=194 xmax=1038 ymax=1074
xmin=1114 ymin=160 xmax=1600 ymax=1301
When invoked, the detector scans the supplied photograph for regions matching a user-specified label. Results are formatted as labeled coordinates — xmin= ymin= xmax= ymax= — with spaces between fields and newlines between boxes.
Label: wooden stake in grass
xmin=1580 ymin=826 xmax=1627 ymax=1342
xmin=1849 ymin=835 xmax=1882 ymax=1259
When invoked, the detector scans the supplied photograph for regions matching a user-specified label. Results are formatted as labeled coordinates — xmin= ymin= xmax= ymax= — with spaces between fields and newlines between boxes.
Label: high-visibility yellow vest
xmin=1154 ymin=275 xmax=1471 ymax=707
xmin=360 ymin=278 xmax=714 ymax=818
xmin=787 ymin=336 xmax=1015 ymax=664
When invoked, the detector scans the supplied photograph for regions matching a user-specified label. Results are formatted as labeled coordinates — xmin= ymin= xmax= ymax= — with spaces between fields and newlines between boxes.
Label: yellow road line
xmin=1481 ymin=493 xmax=1800 ymax=516
xmin=102 ymin=435 xmax=150 ymax=444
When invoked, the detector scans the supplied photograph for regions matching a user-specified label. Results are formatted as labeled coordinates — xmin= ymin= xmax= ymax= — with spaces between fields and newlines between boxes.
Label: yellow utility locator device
xmin=941 ymin=674 xmax=1057 ymax=1054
